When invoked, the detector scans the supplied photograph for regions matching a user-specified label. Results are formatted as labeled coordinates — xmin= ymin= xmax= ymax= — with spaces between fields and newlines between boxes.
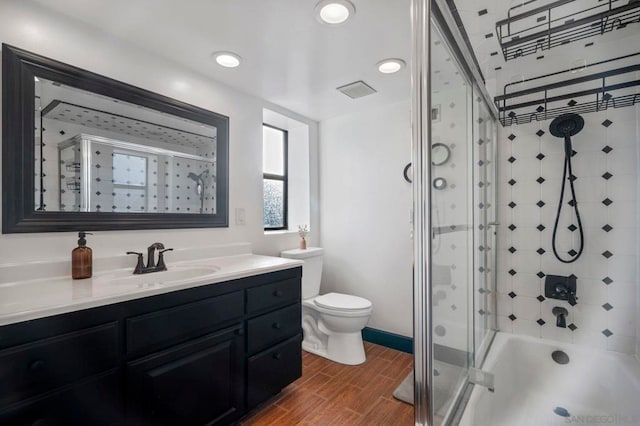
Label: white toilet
xmin=281 ymin=247 xmax=372 ymax=365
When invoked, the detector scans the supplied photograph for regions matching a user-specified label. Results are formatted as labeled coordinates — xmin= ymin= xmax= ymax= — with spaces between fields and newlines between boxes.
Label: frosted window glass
xmin=263 ymin=179 xmax=284 ymax=228
xmin=263 ymin=126 xmax=284 ymax=175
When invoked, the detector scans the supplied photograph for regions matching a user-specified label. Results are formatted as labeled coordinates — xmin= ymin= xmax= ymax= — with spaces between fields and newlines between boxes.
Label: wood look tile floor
xmin=240 ymin=342 xmax=414 ymax=425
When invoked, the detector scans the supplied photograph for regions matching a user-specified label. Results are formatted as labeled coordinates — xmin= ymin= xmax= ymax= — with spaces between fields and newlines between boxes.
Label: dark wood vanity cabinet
xmin=0 ymin=266 xmax=302 ymax=426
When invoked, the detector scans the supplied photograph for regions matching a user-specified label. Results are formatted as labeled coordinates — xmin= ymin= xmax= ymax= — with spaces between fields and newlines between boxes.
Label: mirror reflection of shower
xmin=188 ymin=169 xmax=210 ymax=214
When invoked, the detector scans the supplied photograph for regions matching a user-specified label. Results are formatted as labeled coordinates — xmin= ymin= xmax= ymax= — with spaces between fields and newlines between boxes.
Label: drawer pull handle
xmin=272 ymin=322 xmax=282 ymax=329
xmin=273 ymin=352 xmax=282 ymax=360
xmin=29 ymin=360 xmax=45 ymax=372
xmin=236 ymin=328 xmax=245 ymax=336
xmin=273 ymin=290 xmax=283 ymax=297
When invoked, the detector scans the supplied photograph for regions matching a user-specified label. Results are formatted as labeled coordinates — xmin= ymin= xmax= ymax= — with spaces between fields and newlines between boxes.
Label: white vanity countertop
xmin=0 ymin=254 xmax=303 ymax=326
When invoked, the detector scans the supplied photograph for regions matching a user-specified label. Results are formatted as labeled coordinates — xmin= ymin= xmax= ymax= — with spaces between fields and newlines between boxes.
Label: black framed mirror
xmin=2 ymin=44 xmax=229 ymax=233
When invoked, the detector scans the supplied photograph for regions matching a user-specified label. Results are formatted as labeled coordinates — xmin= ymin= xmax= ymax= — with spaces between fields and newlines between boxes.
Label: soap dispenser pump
xmin=72 ymin=231 xmax=93 ymax=279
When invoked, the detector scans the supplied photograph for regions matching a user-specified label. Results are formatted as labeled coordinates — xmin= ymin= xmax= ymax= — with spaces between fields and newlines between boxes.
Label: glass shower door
xmin=429 ymin=23 xmax=474 ymax=424
xmin=472 ymin=90 xmax=498 ymax=366
xmin=428 ymin=24 xmax=499 ymax=426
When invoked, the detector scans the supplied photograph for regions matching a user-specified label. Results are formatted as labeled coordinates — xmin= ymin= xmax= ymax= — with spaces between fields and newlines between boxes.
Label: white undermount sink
xmin=94 ymin=265 xmax=220 ymax=288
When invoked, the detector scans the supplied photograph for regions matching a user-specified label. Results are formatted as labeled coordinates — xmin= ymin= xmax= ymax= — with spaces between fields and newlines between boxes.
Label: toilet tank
xmin=280 ymin=247 xmax=324 ymax=299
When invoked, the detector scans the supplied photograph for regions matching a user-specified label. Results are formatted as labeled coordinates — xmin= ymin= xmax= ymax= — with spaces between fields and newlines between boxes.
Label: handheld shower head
xmin=548 ymin=113 xmax=585 ymax=263
xmin=188 ymin=170 xmax=209 ymax=182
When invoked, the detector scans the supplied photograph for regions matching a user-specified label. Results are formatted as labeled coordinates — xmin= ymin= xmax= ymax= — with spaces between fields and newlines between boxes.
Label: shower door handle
xmin=487 ymin=222 xmax=500 ymax=226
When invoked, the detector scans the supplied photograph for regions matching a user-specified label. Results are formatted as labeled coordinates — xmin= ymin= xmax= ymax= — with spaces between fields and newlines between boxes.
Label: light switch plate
xmin=235 ymin=208 xmax=246 ymax=225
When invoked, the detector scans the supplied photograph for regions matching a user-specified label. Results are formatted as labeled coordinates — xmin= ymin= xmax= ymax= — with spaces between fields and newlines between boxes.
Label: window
xmin=263 ymin=124 xmax=288 ymax=230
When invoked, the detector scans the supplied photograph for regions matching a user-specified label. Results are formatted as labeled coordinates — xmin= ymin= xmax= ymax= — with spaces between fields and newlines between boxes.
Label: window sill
xmin=264 ymin=229 xmax=297 ymax=236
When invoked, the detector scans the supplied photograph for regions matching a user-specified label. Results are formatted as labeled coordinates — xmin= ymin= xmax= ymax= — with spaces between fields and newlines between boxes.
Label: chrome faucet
xmin=553 ymin=306 xmax=568 ymax=328
xmin=126 ymin=243 xmax=173 ymax=274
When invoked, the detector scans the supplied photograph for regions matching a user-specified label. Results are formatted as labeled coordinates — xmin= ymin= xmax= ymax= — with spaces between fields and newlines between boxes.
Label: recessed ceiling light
xmin=315 ymin=0 xmax=355 ymax=25
xmin=377 ymin=58 xmax=406 ymax=74
xmin=213 ymin=51 xmax=241 ymax=68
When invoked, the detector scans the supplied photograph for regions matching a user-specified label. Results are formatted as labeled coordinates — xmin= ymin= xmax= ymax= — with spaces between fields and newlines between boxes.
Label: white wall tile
xmin=608 ymin=255 xmax=638 ymax=283
xmin=513 ymin=319 xmax=541 ymax=338
xmin=514 ymin=296 xmax=541 ymax=320
xmin=511 ymin=252 xmax=542 ymax=275
xmin=607 ymin=228 xmax=637 ymax=256
xmin=513 ymin=274 xmax=542 ymax=297
xmin=572 ymin=328 xmax=607 ymax=350
xmin=575 ymin=279 xmax=607 ymax=305
xmin=573 ymin=303 xmax=608 ymax=333
xmin=609 ymin=308 xmax=636 ymax=337
xmin=541 ymin=323 xmax=573 ymax=343
xmin=496 ymin=273 xmax=513 ymax=294
xmin=608 ymin=281 xmax=637 ymax=310
xmin=497 ymin=293 xmax=513 ymax=317
xmin=608 ymin=201 xmax=637 ymax=228
xmin=512 ymin=227 xmax=542 ymax=251
xmin=497 ymin=315 xmax=513 ymax=333
xmin=607 ymin=334 xmax=635 ymax=354
xmin=497 ymin=93 xmax=638 ymax=354
xmin=510 ymin=203 xmax=541 ymax=227
xmin=541 ymin=252 xmax=574 ymax=277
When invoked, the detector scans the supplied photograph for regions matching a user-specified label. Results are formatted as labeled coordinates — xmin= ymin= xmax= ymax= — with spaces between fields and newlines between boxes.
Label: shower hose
xmin=552 ymin=136 xmax=584 ymax=263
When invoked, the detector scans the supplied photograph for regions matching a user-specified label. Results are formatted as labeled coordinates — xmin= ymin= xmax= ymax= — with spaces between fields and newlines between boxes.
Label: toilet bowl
xmin=281 ymin=247 xmax=372 ymax=365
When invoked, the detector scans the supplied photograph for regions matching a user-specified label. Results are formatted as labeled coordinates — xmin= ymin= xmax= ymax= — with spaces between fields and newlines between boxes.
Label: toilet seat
xmin=314 ymin=292 xmax=372 ymax=312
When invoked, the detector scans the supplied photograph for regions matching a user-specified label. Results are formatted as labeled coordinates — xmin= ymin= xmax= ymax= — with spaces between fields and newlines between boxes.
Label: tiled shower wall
xmin=496 ymin=106 xmax=639 ymax=354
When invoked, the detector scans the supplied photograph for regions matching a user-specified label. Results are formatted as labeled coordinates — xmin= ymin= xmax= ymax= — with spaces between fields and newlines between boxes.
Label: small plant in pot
xmin=298 ymin=225 xmax=309 ymax=250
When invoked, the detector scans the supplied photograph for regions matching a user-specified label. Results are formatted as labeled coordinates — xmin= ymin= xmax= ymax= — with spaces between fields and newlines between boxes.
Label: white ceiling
xmin=27 ymin=0 xmax=637 ymax=123
xmin=30 ymin=0 xmax=413 ymax=122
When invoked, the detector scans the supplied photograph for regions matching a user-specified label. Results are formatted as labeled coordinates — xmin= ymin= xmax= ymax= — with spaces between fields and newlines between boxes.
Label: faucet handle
xmin=126 ymin=251 xmax=145 ymax=274
xmin=156 ymin=248 xmax=173 ymax=271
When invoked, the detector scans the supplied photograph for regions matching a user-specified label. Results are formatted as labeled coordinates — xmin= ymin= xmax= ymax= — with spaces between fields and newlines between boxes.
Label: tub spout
xmin=552 ymin=306 xmax=568 ymax=328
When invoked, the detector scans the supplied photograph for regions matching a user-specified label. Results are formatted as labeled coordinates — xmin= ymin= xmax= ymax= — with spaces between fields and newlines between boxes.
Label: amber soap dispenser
xmin=72 ymin=231 xmax=93 ymax=279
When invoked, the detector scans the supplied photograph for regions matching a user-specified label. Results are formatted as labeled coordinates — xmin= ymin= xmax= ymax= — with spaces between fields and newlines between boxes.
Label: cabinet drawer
xmin=247 ymin=334 xmax=302 ymax=409
xmin=246 ymin=278 xmax=300 ymax=314
xmin=247 ymin=304 xmax=301 ymax=355
xmin=0 ymin=322 xmax=118 ymax=406
xmin=126 ymin=291 xmax=243 ymax=356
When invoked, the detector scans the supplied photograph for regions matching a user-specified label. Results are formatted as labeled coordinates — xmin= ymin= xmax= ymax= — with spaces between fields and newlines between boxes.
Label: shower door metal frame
xmin=412 ymin=0 xmax=500 ymax=424
xmin=411 ymin=0 xmax=432 ymax=424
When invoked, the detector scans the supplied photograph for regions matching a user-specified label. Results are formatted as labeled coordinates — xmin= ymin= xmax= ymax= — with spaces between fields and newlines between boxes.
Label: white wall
xmin=496 ymin=106 xmax=639 ymax=354
xmin=319 ymin=100 xmax=413 ymax=337
xmin=0 ymin=1 xmax=318 ymax=264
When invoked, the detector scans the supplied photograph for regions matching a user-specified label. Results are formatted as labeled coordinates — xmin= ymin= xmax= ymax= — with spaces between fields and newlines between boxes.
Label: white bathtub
xmin=459 ymin=332 xmax=640 ymax=426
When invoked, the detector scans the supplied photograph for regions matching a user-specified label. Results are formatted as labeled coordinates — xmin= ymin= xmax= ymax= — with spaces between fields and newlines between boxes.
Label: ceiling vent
xmin=336 ymin=80 xmax=377 ymax=99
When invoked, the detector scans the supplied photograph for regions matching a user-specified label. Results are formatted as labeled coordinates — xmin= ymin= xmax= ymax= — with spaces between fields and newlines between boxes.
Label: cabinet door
xmin=126 ymin=325 xmax=244 ymax=426
xmin=0 ymin=372 xmax=122 ymax=426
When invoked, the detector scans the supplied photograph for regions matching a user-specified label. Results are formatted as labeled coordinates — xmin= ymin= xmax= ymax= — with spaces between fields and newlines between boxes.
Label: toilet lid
xmin=314 ymin=292 xmax=372 ymax=311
